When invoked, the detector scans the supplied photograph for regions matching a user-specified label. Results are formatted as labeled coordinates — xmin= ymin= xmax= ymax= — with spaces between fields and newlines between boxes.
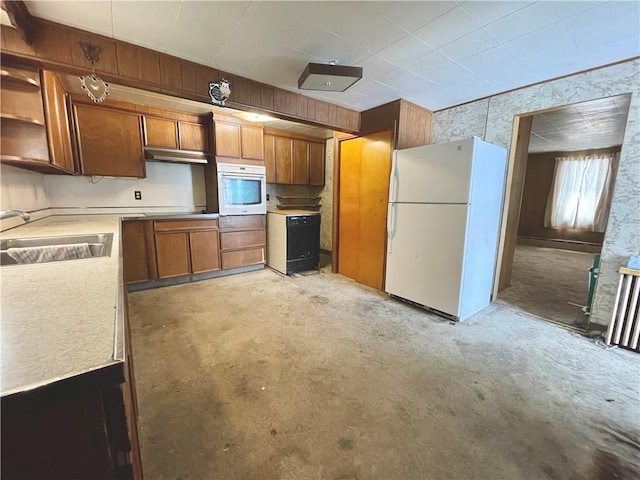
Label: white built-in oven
xmin=217 ymin=163 xmax=267 ymax=216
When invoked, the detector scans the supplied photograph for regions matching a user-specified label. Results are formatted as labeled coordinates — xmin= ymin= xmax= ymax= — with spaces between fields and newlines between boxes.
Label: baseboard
xmin=127 ymin=264 xmax=265 ymax=292
xmin=517 ymin=236 xmax=602 ymax=253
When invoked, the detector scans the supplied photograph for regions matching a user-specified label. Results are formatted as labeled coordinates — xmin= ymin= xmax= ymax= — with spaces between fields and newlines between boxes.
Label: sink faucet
xmin=0 ymin=210 xmax=31 ymax=222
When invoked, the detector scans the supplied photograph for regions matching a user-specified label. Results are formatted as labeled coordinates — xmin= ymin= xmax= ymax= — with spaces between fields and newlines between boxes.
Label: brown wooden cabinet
xmin=155 ymin=232 xmax=191 ymax=279
xmin=360 ymin=99 xmax=433 ymax=149
xmin=1 ymin=296 xmax=142 ymax=480
xmin=143 ymin=116 xmax=178 ymax=149
xmin=41 ymin=70 xmax=75 ymax=173
xmin=263 ymin=129 xmax=325 ymax=185
xmin=122 ymin=221 xmax=154 ymax=284
xmin=123 ymin=217 xmax=263 ymax=284
xmin=309 ymin=141 xmax=325 ymax=185
xmin=264 ymin=134 xmax=277 ymax=184
xmin=178 ymin=121 xmax=208 ymax=152
xmin=74 ymin=103 xmax=146 ymax=178
xmin=154 ymin=219 xmax=220 ymax=279
xmin=1 ymin=66 xmax=76 ymax=174
xmin=189 ymin=229 xmax=221 ymax=273
xmin=240 ymin=124 xmax=264 ymax=160
xmin=219 ymin=215 xmax=266 ymax=270
xmin=214 ymin=116 xmax=264 ymax=163
xmin=214 ymin=121 xmax=241 ymax=158
xmin=292 ymin=139 xmax=309 ymax=184
xmin=275 ymin=136 xmax=294 ymax=184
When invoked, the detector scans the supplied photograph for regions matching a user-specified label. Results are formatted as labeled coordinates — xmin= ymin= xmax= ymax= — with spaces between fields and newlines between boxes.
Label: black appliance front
xmin=286 ymin=214 xmax=321 ymax=274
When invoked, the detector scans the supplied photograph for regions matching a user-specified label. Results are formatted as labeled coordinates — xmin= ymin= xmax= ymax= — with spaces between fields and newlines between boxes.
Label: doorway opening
xmin=496 ymin=94 xmax=631 ymax=330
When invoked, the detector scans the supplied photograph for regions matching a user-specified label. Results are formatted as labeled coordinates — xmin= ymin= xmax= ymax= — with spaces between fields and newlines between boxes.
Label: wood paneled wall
xmin=1 ymin=18 xmax=360 ymax=133
xmin=518 ymin=147 xmax=621 ymax=246
xmin=360 ymin=99 xmax=432 ymax=149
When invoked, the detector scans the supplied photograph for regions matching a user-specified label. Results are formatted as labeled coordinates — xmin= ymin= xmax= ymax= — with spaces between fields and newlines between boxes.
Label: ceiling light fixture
xmin=232 ymin=111 xmax=276 ymax=123
xmin=298 ymin=61 xmax=362 ymax=92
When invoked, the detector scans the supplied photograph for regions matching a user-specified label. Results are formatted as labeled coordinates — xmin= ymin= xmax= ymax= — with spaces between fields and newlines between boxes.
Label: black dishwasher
xmin=286 ymin=214 xmax=321 ymax=274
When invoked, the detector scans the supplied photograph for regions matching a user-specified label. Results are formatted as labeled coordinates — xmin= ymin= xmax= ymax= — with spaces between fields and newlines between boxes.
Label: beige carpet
xmin=128 ymin=268 xmax=639 ymax=480
xmin=498 ymin=244 xmax=596 ymax=330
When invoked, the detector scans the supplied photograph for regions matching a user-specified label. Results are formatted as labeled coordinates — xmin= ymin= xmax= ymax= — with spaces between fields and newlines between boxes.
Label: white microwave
xmin=217 ymin=163 xmax=267 ymax=216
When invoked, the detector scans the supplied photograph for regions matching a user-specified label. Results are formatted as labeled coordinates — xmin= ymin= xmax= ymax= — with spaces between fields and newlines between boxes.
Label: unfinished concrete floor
xmin=128 ymin=268 xmax=639 ymax=480
xmin=498 ymin=245 xmax=596 ymax=330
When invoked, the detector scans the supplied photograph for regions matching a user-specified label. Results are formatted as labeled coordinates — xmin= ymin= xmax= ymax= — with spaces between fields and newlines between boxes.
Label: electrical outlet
xmin=266 ymin=193 xmax=270 ymax=201
xmin=134 ymin=191 xmax=142 ymax=200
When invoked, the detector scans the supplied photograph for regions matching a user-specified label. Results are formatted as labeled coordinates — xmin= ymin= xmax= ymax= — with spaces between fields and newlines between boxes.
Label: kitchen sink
xmin=0 ymin=233 xmax=113 ymax=266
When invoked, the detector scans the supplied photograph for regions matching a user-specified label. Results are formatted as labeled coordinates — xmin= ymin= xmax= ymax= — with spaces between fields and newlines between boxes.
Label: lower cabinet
xmin=123 ymin=216 xmax=265 ymax=285
xmin=153 ymin=219 xmax=220 ymax=280
xmin=122 ymin=221 xmax=154 ymax=283
xmin=189 ymin=230 xmax=221 ymax=273
xmin=155 ymin=231 xmax=191 ymax=279
xmin=1 ymin=291 xmax=142 ymax=480
xmin=219 ymin=215 xmax=266 ymax=270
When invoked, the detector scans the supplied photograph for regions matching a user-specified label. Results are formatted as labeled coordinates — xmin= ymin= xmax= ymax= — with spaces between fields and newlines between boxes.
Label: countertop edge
xmin=1 ymin=215 xmax=127 ymax=398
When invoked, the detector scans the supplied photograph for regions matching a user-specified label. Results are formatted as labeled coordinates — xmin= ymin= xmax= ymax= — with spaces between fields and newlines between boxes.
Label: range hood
xmin=144 ymin=147 xmax=209 ymax=165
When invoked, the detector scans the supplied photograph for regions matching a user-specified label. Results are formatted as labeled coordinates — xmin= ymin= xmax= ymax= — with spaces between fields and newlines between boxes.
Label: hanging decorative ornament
xmin=209 ymin=78 xmax=231 ymax=107
xmin=78 ymin=42 xmax=110 ymax=103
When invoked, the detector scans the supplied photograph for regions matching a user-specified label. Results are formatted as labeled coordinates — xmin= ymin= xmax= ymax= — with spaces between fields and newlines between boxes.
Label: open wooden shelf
xmin=1 ymin=154 xmax=48 ymax=163
xmin=0 ymin=112 xmax=45 ymax=126
xmin=0 ymin=68 xmax=40 ymax=90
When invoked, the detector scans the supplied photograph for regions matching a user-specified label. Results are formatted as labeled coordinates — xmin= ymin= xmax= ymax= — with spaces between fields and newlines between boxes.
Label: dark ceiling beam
xmin=1 ymin=0 xmax=35 ymax=45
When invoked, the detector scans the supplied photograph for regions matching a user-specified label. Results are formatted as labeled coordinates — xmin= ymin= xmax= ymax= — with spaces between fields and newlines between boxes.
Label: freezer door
xmin=385 ymin=203 xmax=468 ymax=317
xmin=390 ymin=139 xmax=474 ymax=204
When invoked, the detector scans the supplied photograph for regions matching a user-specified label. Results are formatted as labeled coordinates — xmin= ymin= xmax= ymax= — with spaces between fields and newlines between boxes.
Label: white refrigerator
xmin=385 ymin=137 xmax=507 ymax=321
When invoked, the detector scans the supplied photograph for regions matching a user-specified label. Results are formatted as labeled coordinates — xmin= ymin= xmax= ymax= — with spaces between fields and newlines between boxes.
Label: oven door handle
xmin=220 ymin=173 xmax=265 ymax=178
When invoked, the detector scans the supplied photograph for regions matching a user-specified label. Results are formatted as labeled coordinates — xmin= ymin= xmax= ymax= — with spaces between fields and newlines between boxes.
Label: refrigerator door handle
xmin=387 ymin=203 xmax=397 ymax=253
xmin=392 ymin=151 xmax=399 ymax=203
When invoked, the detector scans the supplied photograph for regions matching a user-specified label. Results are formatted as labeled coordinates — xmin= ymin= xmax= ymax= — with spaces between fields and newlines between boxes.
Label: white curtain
xmin=544 ymin=153 xmax=617 ymax=232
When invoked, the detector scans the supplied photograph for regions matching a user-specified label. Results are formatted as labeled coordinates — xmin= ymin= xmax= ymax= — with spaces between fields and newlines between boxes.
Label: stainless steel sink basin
xmin=0 ymin=233 xmax=113 ymax=265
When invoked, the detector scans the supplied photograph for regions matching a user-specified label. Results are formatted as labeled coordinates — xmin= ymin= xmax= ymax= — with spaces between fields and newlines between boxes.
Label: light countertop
xmin=267 ymin=210 xmax=321 ymax=216
xmin=123 ymin=212 xmax=220 ymax=221
xmin=0 ymin=211 xmax=229 ymax=397
xmin=1 ymin=215 xmax=125 ymax=397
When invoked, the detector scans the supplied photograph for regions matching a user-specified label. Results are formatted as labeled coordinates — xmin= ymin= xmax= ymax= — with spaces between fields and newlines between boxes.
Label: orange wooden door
xmin=338 ymin=131 xmax=392 ymax=290
xmin=338 ymin=137 xmax=362 ymax=281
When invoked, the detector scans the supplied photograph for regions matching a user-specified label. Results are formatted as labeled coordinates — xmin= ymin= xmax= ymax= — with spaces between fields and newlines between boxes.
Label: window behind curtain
xmin=544 ymin=153 xmax=618 ymax=232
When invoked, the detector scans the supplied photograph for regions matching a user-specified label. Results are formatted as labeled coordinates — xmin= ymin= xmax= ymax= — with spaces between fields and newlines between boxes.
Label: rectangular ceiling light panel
xmin=298 ymin=63 xmax=363 ymax=92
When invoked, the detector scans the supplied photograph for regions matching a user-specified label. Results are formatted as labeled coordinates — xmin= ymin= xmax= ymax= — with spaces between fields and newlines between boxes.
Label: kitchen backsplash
xmin=1 ymin=165 xmax=50 ymax=212
xmin=45 ymin=162 xmax=206 ymax=210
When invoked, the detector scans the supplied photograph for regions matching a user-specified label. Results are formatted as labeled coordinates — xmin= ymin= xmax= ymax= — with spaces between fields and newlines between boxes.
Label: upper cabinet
xmin=143 ymin=116 xmax=178 ymax=149
xmin=41 ymin=71 xmax=75 ymax=173
xmin=178 ymin=122 xmax=209 ymax=152
xmin=240 ymin=125 xmax=264 ymax=160
xmin=143 ymin=115 xmax=210 ymax=153
xmin=0 ymin=66 xmax=76 ymax=174
xmin=360 ymin=99 xmax=433 ymax=149
xmin=73 ymin=102 xmax=146 ymax=178
xmin=214 ymin=115 xmax=264 ymax=164
xmin=263 ymin=129 xmax=326 ymax=186
xmin=309 ymin=142 xmax=325 ymax=186
xmin=214 ymin=121 xmax=240 ymax=158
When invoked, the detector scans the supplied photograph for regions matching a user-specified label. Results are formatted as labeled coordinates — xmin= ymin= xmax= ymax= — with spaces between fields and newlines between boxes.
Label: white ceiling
xmin=26 ymin=1 xmax=640 ymax=112
xmin=59 ymin=74 xmax=332 ymax=138
xmin=529 ymin=94 xmax=631 ymax=153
